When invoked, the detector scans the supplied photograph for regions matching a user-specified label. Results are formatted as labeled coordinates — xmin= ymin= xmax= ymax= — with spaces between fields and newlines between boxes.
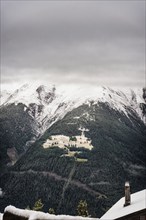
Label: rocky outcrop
xmin=7 ymin=147 xmax=18 ymax=166
xmin=142 ymin=88 xmax=146 ymax=102
xmin=140 ymin=88 xmax=146 ymax=122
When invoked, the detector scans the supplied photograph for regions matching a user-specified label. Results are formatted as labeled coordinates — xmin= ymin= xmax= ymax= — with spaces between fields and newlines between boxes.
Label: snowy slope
xmin=0 ymin=90 xmax=11 ymax=105
xmin=1 ymin=84 xmax=145 ymax=134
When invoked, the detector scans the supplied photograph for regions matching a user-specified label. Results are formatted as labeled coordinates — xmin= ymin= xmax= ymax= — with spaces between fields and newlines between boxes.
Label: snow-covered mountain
xmin=1 ymin=84 xmax=146 ymax=166
xmin=1 ymin=84 xmax=145 ymax=134
xmin=1 ymin=84 xmax=146 ymax=217
xmin=0 ymin=90 xmax=11 ymax=105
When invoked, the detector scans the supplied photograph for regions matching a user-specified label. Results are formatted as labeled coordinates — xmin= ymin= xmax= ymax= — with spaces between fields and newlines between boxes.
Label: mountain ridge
xmin=1 ymin=84 xmax=145 ymax=129
xmin=1 ymin=84 xmax=145 ymax=168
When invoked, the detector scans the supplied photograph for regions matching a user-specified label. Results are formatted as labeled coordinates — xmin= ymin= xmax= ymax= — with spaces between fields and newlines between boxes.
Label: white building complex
xmin=43 ymin=128 xmax=93 ymax=150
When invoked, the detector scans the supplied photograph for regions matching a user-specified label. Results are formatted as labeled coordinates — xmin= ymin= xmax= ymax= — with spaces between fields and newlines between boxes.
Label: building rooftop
xmin=100 ymin=189 xmax=146 ymax=220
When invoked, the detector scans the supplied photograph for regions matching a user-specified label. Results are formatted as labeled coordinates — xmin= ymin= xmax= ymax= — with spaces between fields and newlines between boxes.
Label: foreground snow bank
xmin=0 ymin=213 xmax=3 ymax=220
xmin=4 ymin=206 xmax=98 ymax=220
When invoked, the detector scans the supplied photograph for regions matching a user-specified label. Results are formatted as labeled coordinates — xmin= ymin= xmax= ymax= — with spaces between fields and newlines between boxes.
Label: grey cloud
xmin=1 ymin=1 xmax=145 ymax=88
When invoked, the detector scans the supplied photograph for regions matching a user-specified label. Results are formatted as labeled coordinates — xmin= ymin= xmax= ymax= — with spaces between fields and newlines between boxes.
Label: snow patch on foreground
xmin=0 ymin=213 xmax=3 ymax=220
xmin=4 ymin=206 xmax=98 ymax=220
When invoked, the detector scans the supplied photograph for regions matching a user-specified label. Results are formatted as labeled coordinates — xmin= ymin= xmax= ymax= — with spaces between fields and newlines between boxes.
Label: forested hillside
xmin=0 ymin=102 xmax=145 ymax=218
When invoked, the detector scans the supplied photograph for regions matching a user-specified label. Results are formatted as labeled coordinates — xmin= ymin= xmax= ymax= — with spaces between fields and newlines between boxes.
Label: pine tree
xmin=25 ymin=205 xmax=30 ymax=210
xmin=48 ymin=208 xmax=55 ymax=214
xmin=77 ymin=200 xmax=89 ymax=217
xmin=33 ymin=199 xmax=44 ymax=211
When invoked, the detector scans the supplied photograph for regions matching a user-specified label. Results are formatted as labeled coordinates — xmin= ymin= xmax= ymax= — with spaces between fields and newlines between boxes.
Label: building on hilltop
xmin=43 ymin=128 xmax=93 ymax=150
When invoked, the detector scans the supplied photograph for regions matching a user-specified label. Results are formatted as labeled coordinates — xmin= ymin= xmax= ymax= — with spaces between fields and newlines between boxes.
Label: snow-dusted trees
xmin=33 ymin=199 xmax=44 ymax=211
xmin=48 ymin=208 xmax=55 ymax=214
xmin=77 ymin=200 xmax=89 ymax=217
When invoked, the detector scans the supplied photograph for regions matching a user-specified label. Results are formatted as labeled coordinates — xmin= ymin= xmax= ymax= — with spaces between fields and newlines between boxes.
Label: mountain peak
xmin=1 ymin=84 xmax=145 ymax=132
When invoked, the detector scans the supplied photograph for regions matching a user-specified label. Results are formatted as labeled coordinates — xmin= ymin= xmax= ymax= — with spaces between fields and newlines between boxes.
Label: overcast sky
xmin=1 ymin=0 xmax=145 ymax=91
